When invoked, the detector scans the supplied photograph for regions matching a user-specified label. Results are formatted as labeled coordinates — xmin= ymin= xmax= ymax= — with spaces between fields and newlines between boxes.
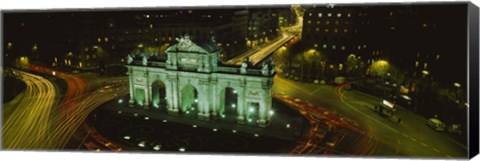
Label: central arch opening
xmin=246 ymin=102 xmax=260 ymax=125
xmin=221 ymin=87 xmax=238 ymax=122
xmin=151 ymin=80 xmax=167 ymax=111
xmin=181 ymin=84 xmax=198 ymax=117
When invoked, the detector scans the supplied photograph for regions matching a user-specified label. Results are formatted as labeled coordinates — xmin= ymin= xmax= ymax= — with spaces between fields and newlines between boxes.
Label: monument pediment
xmin=165 ymin=35 xmax=221 ymax=54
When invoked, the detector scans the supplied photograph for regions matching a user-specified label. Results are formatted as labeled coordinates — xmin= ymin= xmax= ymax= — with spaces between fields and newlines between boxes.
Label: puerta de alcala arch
xmin=126 ymin=35 xmax=276 ymax=127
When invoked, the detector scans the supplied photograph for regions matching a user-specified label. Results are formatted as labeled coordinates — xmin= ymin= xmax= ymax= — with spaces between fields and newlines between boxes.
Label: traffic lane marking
xmin=410 ymin=137 xmax=417 ymax=142
xmin=421 ymin=142 xmax=429 ymax=147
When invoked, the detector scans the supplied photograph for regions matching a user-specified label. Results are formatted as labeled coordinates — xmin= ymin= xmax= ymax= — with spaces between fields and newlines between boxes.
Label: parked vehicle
xmin=426 ymin=118 xmax=446 ymax=131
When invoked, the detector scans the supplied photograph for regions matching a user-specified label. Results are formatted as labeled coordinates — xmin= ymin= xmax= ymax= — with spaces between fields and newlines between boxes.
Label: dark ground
xmin=84 ymin=95 xmax=308 ymax=154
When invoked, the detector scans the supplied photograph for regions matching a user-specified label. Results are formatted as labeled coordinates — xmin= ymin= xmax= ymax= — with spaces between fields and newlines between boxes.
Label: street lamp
xmin=453 ymin=82 xmax=461 ymax=88
xmin=371 ymin=60 xmax=390 ymax=77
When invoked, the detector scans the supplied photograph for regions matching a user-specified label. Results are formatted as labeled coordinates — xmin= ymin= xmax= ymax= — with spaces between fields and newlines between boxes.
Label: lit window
xmin=318 ymin=13 xmax=323 ymax=17
xmin=334 ymin=28 xmax=338 ymax=33
xmin=324 ymin=29 xmax=329 ymax=32
xmin=436 ymin=54 xmax=440 ymax=61
xmin=337 ymin=13 xmax=342 ymax=17
xmin=424 ymin=62 xmax=428 ymax=69
xmin=339 ymin=64 xmax=343 ymax=70
xmin=316 ymin=27 xmax=320 ymax=32
xmin=326 ymin=21 xmax=330 ymax=25
xmin=332 ymin=45 xmax=336 ymax=50
xmin=415 ymin=61 xmax=419 ymax=67
xmin=328 ymin=13 xmax=332 ymax=17
xmin=314 ymin=44 xmax=318 ymax=47
xmin=316 ymin=21 xmax=320 ymax=24
xmin=363 ymin=45 xmax=367 ymax=48
xmin=341 ymin=46 xmax=346 ymax=50
xmin=104 ymin=37 xmax=109 ymax=42
xmin=97 ymin=38 xmax=101 ymax=43
xmin=308 ymin=20 xmax=312 ymax=24
xmin=422 ymin=23 xmax=428 ymax=28
xmin=309 ymin=13 xmax=312 ymax=17
xmin=344 ymin=29 xmax=348 ymax=33
xmin=348 ymin=13 xmax=351 ymax=17
xmin=323 ymin=44 xmax=327 ymax=48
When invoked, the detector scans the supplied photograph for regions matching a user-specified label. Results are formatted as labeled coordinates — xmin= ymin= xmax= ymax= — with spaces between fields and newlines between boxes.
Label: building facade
xmin=126 ymin=35 xmax=276 ymax=127
xmin=63 ymin=9 xmax=251 ymax=70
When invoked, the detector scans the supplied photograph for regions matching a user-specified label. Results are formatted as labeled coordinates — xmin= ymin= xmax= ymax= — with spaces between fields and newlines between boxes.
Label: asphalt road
xmin=225 ymin=32 xmax=294 ymax=66
xmin=2 ymin=65 xmax=128 ymax=150
xmin=272 ymin=74 xmax=468 ymax=158
xmin=2 ymin=69 xmax=58 ymax=149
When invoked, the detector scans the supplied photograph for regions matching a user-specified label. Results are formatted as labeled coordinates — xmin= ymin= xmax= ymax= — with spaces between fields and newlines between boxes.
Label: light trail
xmin=27 ymin=64 xmax=128 ymax=149
xmin=2 ymin=70 xmax=57 ymax=149
xmin=224 ymin=32 xmax=293 ymax=66
xmin=44 ymin=86 xmax=129 ymax=149
xmin=2 ymin=65 xmax=128 ymax=150
xmin=225 ymin=5 xmax=302 ymax=66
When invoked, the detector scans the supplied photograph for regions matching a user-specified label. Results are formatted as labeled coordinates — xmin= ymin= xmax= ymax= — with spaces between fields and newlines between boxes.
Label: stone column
xmin=210 ymin=82 xmax=218 ymax=119
xmin=148 ymin=85 xmax=153 ymax=106
xmin=257 ymin=80 xmax=273 ymax=127
xmin=217 ymin=87 xmax=224 ymax=119
xmin=265 ymin=89 xmax=273 ymax=123
xmin=128 ymin=70 xmax=135 ymax=107
xmin=198 ymin=82 xmax=210 ymax=121
xmin=143 ymin=87 xmax=149 ymax=109
xmin=165 ymin=80 xmax=173 ymax=112
xmin=257 ymin=100 xmax=267 ymax=127
xmin=236 ymin=88 xmax=245 ymax=124
xmin=168 ymin=76 xmax=179 ymax=115
xmin=143 ymin=72 xmax=150 ymax=109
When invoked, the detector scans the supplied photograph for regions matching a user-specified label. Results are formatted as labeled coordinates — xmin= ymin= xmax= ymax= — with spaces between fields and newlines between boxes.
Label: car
xmin=426 ymin=118 xmax=446 ymax=131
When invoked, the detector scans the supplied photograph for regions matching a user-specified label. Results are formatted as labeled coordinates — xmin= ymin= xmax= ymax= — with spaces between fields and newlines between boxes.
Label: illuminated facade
xmin=126 ymin=35 xmax=276 ymax=127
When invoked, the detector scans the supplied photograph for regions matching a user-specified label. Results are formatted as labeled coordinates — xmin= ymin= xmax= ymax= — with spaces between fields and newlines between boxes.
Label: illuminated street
xmin=225 ymin=32 xmax=294 ymax=66
xmin=2 ymin=70 xmax=58 ymax=149
xmin=273 ymin=74 xmax=467 ymax=158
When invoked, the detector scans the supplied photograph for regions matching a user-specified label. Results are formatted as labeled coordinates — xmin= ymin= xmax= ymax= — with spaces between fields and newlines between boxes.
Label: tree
xmin=345 ymin=54 xmax=359 ymax=78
